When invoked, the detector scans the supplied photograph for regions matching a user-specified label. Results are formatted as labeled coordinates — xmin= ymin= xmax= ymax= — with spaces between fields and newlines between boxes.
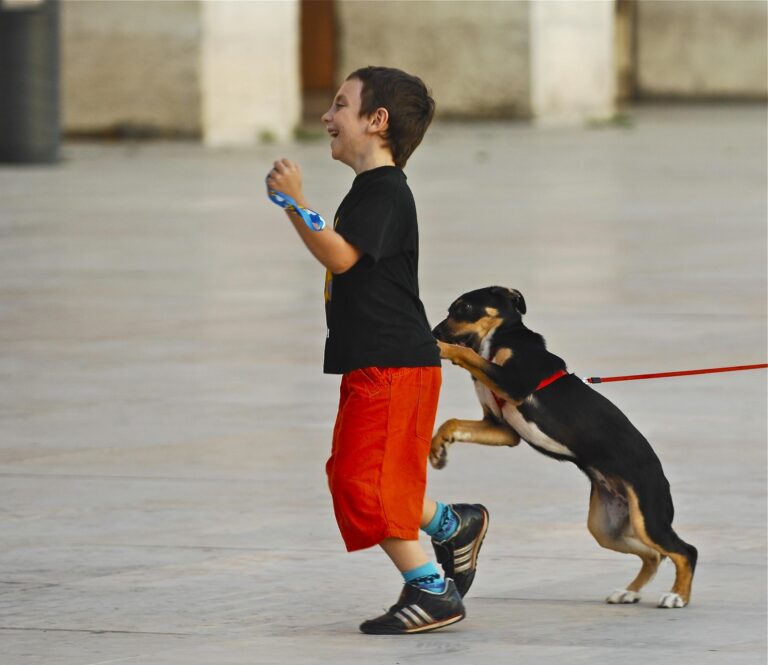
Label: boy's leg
xmin=365 ymin=492 xmax=489 ymax=635
xmin=422 ymin=498 xmax=438 ymax=527
xmin=327 ymin=368 xmax=424 ymax=550
xmin=415 ymin=372 xmax=489 ymax=598
xmin=422 ymin=497 xmax=490 ymax=598
xmin=379 ymin=537 xmax=451 ymax=593
xmin=349 ymin=367 xmax=466 ymax=634
xmin=362 ymin=535 xmax=465 ymax=635
xmin=380 ymin=537 xmax=429 ymax=572
xmin=326 ymin=367 xmax=477 ymax=633
xmin=379 ymin=499 xmax=489 ymax=589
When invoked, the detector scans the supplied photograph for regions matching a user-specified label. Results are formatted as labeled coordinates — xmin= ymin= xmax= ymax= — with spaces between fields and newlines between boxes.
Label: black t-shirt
xmin=323 ymin=166 xmax=440 ymax=374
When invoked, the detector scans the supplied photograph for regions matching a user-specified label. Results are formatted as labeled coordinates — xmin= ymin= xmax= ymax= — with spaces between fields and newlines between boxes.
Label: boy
xmin=267 ymin=66 xmax=488 ymax=634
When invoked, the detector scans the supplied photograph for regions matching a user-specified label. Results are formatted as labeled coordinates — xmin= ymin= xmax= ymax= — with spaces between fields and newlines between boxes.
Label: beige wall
xmin=60 ymin=0 xmax=766 ymax=142
xmin=336 ymin=0 xmax=616 ymax=123
xmin=62 ymin=0 xmax=203 ymax=136
xmin=636 ymin=0 xmax=768 ymax=99
xmin=200 ymin=0 xmax=301 ymax=146
xmin=62 ymin=0 xmax=300 ymax=143
xmin=336 ymin=0 xmax=532 ymax=118
xmin=529 ymin=0 xmax=615 ymax=123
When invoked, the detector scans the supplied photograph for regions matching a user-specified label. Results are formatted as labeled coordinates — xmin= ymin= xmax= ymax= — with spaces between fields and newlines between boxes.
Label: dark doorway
xmin=301 ymin=0 xmax=336 ymax=124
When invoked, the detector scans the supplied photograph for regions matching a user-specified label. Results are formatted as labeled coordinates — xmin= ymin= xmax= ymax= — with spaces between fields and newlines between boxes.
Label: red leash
xmin=584 ymin=363 xmax=768 ymax=384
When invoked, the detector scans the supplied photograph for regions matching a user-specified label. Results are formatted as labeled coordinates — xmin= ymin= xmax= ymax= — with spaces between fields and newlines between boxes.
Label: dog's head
xmin=432 ymin=286 xmax=527 ymax=352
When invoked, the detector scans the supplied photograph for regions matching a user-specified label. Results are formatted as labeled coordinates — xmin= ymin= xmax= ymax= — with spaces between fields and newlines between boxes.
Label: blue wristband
xmin=266 ymin=176 xmax=326 ymax=231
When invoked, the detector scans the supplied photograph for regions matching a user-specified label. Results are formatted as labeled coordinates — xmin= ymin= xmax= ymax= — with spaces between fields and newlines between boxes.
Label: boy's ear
xmin=368 ymin=107 xmax=389 ymax=134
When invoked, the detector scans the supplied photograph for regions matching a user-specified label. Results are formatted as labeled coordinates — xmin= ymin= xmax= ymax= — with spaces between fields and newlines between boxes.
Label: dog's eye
xmin=456 ymin=303 xmax=473 ymax=317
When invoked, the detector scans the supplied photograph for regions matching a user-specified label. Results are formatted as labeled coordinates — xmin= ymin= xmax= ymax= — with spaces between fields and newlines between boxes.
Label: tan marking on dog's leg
xmin=434 ymin=418 xmax=520 ymax=447
xmin=626 ymin=485 xmax=693 ymax=605
xmin=430 ymin=418 xmax=520 ymax=469
xmin=438 ymin=342 xmax=521 ymax=405
xmin=493 ymin=347 xmax=513 ymax=364
xmin=627 ymin=558 xmax=662 ymax=592
xmin=587 ymin=485 xmax=662 ymax=600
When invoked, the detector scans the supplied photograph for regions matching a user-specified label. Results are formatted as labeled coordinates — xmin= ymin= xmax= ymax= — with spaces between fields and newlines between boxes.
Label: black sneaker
xmin=431 ymin=504 xmax=489 ymax=598
xmin=359 ymin=579 xmax=465 ymax=635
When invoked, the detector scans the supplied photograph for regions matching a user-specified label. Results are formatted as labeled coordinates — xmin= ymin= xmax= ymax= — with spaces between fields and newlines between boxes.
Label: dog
xmin=431 ymin=286 xmax=697 ymax=608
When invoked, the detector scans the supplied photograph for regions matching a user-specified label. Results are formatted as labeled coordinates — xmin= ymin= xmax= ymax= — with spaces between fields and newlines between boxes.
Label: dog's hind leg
xmin=430 ymin=416 xmax=520 ymax=469
xmin=586 ymin=482 xmax=663 ymax=604
xmin=625 ymin=483 xmax=697 ymax=608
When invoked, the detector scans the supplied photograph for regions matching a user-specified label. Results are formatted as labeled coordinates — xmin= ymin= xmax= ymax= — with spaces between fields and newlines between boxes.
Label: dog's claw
xmin=606 ymin=589 xmax=641 ymax=604
xmin=429 ymin=443 xmax=448 ymax=469
xmin=658 ymin=592 xmax=686 ymax=608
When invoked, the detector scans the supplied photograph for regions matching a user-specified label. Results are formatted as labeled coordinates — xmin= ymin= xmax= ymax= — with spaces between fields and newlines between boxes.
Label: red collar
xmin=535 ymin=369 xmax=568 ymax=391
xmin=492 ymin=369 xmax=568 ymax=410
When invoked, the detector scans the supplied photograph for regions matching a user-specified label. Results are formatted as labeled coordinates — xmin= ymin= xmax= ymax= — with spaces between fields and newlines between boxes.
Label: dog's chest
xmin=474 ymin=380 xmax=505 ymax=420
xmin=476 ymin=350 xmax=575 ymax=459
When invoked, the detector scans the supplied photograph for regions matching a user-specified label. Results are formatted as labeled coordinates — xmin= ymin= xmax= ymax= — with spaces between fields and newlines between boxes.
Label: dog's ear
xmin=490 ymin=286 xmax=527 ymax=315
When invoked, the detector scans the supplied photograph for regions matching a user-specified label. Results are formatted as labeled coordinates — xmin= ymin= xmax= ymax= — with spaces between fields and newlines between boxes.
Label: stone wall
xmin=529 ymin=0 xmax=615 ymax=123
xmin=58 ymin=0 xmax=766 ymax=143
xmin=61 ymin=0 xmax=300 ymax=144
xmin=636 ymin=0 xmax=767 ymax=99
xmin=62 ymin=0 xmax=203 ymax=136
xmin=200 ymin=0 xmax=301 ymax=145
xmin=336 ymin=0 xmax=532 ymax=118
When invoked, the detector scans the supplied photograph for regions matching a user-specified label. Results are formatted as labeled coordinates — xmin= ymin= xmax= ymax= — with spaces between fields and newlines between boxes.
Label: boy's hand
xmin=267 ymin=159 xmax=306 ymax=207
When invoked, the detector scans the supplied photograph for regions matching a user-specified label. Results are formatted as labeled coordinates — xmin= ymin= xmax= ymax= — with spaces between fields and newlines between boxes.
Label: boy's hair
xmin=347 ymin=66 xmax=435 ymax=169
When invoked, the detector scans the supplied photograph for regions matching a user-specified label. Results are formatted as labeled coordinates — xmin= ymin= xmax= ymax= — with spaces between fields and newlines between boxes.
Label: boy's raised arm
xmin=267 ymin=158 xmax=362 ymax=274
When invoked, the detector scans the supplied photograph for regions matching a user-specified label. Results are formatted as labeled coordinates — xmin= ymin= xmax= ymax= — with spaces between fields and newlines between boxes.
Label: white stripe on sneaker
xmin=395 ymin=611 xmax=415 ymax=629
xmin=455 ymin=542 xmax=474 ymax=555
xmin=396 ymin=604 xmax=438 ymax=630
xmin=400 ymin=607 xmax=422 ymax=626
xmin=410 ymin=605 xmax=435 ymax=624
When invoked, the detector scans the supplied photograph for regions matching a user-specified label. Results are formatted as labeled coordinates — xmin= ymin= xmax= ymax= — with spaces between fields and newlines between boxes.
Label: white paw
xmin=658 ymin=592 xmax=686 ymax=608
xmin=606 ymin=589 xmax=641 ymax=604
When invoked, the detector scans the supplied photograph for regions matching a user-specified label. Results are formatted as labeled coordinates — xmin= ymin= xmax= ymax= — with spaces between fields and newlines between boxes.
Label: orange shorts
xmin=326 ymin=366 xmax=442 ymax=552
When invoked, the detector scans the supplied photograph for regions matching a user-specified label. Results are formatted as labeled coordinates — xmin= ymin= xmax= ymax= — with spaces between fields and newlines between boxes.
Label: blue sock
xmin=422 ymin=502 xmax=459 ymax=542
xmin=403 ymin=561 xmax=446 ymax=593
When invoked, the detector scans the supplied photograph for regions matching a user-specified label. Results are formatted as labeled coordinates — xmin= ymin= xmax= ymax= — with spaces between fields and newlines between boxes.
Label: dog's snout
xmin=432 ymin=320 xmax=447 ymax=340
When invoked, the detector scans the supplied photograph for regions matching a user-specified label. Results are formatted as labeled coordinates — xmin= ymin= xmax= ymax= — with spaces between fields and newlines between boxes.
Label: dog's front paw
xmin=658 ymin=592 xmax=687 ymax=608
xmin=436 ymin=340 xmax=454 ymax=359
xmin=429 ymin=441 xmax=449 ymax=469
xmin=606 ymin=589 xmax=641 ymax=604
xmin=436 ymin=340 xmax=464 ymax=365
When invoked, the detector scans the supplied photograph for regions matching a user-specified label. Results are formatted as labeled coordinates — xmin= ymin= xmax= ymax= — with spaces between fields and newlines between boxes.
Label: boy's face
xmin=321 ymin=78 xmax=378 ymax=168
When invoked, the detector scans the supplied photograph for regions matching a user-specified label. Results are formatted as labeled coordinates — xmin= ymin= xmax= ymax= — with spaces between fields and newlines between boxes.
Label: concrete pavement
xmin=1 ymin=105 xmax=766 ymax=664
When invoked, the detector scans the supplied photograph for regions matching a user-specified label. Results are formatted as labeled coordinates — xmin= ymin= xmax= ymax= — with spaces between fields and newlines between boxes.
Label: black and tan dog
xmin=431 ymin=286 xmax=697 ymax=608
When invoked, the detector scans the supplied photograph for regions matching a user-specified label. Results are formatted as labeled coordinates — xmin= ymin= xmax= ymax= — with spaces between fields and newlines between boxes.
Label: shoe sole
xmin=361 ymin=612 xmax=466 ymax=635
